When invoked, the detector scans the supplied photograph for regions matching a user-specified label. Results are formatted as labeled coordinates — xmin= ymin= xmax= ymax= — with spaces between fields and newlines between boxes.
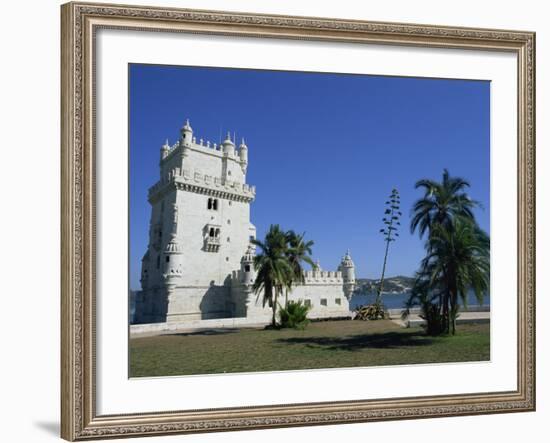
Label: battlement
xmin=303 ymin=270 xmax=344 ymax=284
xmin=230 ymin=269 xmax=345 ymax=287
xmin=148 ymin=167 xmax=256 ymax=203
xmin=161 ymin=134 xmax=245 ymax=163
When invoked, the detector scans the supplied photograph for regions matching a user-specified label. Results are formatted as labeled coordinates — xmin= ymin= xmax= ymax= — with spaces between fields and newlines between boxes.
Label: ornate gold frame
xmin=60 ymin=2 xmax=536 ymax=440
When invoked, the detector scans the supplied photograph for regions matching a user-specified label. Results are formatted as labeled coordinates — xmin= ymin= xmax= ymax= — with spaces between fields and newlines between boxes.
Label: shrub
xmin=279 ymin=300 xmax=311 ymax=330
xmin=402 ymin=281 xmax=447 ymax=336
xmin=354 ymin=301 xmax=388 ymax=321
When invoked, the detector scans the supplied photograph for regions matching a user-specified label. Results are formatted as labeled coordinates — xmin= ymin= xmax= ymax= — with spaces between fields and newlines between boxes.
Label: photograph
xmin=128 ymin=64 xmax=491 ymax=378
xmin=57 ymin=2 xmax=536 ymax=440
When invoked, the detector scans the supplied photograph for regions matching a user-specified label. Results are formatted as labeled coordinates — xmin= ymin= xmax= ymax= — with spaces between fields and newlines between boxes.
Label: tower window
xmin=244 ymin=264 xmax=251 ymax=272
xmin=165 ymin=256 xmax=170 ymax=263
xmin=209 ymin=227 xmax=215 ymax=237
xmin=227 ymin=219 xmax=231 ymax=225
xmin=321 ymin=298 xmax=328 ymax=306
xmin=207 ymin=198 xmax=219 ymax=211
xmin=227 ymin=237 xmax=230 ymax=243
xmin=335 ymin=298 xmax=342 ymax=306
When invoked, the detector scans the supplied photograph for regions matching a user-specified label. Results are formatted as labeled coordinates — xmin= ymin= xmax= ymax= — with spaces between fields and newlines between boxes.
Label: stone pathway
xmin=390 ymin=311 xmax=490 ymax=328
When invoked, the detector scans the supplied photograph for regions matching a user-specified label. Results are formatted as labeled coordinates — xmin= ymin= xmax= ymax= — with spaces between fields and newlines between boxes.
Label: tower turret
xmin=239 ymin=138 xmax=248 ymax=172
xmin=240 ymin=244 xmax=256 ymax=286
xmin=180 ymin=118 xmax=193 ymax=147
xmin=339 ymin=250 xmax=356 ymax=300
xmin=162 ymin=204 xmax=183 ymax=284
xmin=160 ymin=139 xmax=170 ymax=161
xmin=162 ymin=234 xmax=183 ymax=283
xmin=222 ymin=132 xmax=235 ymax=156
xmin=140 ymin=250 xmax=150 ymax=289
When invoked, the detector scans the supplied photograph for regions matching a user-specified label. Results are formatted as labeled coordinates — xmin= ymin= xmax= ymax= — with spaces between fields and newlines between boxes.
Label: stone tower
xmin=134 ymin=119 xmax=256 ymax=323
xmin=339 ymin=250 xmax=356 ymax=300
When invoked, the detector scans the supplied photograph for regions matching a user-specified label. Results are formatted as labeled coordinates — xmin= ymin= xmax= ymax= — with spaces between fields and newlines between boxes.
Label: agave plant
xmin=376 ymin=188 xmax=402 ymax=306
xmin=354 ymin=303 xmax=388 ymax=321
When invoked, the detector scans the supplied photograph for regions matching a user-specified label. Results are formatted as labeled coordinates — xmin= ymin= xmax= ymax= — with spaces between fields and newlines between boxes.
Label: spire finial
xmin=182 ymin=118 xmax=192 ymax=131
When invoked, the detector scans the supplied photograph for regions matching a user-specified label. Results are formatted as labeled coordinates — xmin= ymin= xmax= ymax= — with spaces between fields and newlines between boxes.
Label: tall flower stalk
xmin=376 ymin=188 xmax=402 ymax=305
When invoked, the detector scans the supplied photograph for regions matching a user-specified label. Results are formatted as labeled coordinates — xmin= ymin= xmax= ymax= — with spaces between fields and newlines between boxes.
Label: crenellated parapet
xmin=161 ymin=125 xmax=247 ymax=164
xmin=148 ymin=168 xmax=256 ymax=204
xmin=303 ymin=269 xmax=344 ymax=285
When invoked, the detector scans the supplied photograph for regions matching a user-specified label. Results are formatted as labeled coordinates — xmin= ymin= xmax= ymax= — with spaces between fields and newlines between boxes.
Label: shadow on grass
xmin=276 ymin=331 xmax=433 ymax=351
xmin=165 ymin=328 xmax=240 ymax=337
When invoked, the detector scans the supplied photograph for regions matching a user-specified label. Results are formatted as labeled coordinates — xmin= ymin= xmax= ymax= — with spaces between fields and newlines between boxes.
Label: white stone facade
xmin=133 ymin=119 xmax=356 ymax=326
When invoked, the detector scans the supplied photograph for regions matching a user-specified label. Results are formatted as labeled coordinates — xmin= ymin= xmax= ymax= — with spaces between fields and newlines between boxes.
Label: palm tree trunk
xmin=272 ymin=288 xmax=279 ymax=327
xmin=451 ymin=291 xmax=458 ymax=335
xmin=443 ymin=291 xmax=450 ymax=334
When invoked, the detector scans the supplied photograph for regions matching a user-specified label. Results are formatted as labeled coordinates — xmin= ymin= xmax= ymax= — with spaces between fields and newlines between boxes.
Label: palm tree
xmin=252 ymin=225 xmax=294 ymax=327
xmin=284 ymin=231 xmax=315 ymax=306
xmin=410 ymin=169 xmax=479 ymax=239
xmin=421 ymin=218 xmax=490 ymax=334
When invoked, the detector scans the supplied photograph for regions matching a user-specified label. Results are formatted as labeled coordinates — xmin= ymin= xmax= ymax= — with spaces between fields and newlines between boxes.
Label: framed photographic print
xmin=61 ymin=1 xmax=536 ymax=440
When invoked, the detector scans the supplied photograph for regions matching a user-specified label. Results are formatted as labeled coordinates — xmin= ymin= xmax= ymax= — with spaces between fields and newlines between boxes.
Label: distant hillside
xmin=355 ymin=276 xmax=414 ymax=295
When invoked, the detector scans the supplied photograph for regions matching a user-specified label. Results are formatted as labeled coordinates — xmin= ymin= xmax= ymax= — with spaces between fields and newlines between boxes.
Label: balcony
xmin=204 ymin=224 xmax=221 ymax=252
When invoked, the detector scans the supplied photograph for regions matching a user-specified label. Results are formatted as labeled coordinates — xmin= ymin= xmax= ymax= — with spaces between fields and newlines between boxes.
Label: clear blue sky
xmin=129 ymin=64 xmax=490 ymax=290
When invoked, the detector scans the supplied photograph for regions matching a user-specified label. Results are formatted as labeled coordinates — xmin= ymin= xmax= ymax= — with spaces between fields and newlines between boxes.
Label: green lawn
xmin=129 ymin=319 xmax=490 ymax=377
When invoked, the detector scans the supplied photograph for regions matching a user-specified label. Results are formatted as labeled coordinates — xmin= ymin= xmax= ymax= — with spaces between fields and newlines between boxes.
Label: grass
xmin=129 ymin=319 xmax=490 ymax=377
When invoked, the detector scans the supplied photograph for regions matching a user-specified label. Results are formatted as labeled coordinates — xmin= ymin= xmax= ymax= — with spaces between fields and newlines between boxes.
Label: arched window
xmin=207 ymin=198 xmax=212 ymax=210
xmin=213 ymin=199 xmax=218 ymax=210
xmin=215 ymin=228 xmax=220 ymax=237
xmin=209 ymin=227 xmax=215 ymax=237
